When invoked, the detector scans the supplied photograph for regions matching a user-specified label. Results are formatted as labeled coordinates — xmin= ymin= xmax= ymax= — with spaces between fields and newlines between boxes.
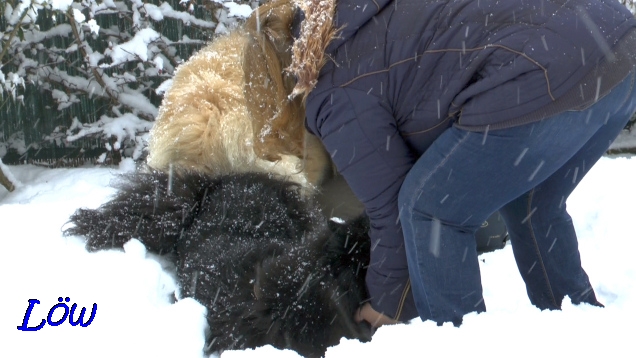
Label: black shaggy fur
xmin=65 ymin=170 xmax=372 ymax=357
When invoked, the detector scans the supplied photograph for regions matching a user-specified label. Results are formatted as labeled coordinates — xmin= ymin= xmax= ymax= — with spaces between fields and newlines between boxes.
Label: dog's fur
xmin=242 ymin=0 xmax=339 ymax=162
xmin=65 ymin=171 xmax=372 ymax=357
xmin=242 ymin=0 xmax=304 ymax=162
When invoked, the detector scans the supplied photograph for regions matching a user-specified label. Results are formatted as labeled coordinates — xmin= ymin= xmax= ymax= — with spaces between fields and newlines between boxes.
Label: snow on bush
xmin=0 ymin=0 xmax=255 ymax=163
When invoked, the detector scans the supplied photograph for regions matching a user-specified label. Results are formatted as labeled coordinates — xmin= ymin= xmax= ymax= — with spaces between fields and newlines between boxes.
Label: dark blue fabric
xmin=398 ymin=71 xmax=636 ymax=324
xmin=303 ymin=0 xmax=636 ymax=320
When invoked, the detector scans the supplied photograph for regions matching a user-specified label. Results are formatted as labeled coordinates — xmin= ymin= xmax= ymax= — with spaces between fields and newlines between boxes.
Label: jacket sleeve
xmin=306 ymin=87 xmax=419 ymax=321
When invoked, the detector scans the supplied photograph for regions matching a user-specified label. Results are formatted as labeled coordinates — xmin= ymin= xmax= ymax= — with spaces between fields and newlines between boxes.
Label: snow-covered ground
xmin=0 ymin=156 xmax=634 ymax=358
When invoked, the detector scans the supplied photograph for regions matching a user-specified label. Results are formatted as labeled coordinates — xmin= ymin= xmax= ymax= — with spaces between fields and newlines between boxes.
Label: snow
xmin=64 ymin=113 xmax=153 ymax=160
xmin=218 ymin=1 xmax=253 ymax=19
xmin=155 ymin=78 xmax=174 ymax=96
xmin=102 ymin=28 xmax=162 ymax=67
xmin=0 ymin=156 xmax=634 ymax=357
xmin=155 ymin=2 xmax=218 ymax=29
xmin=49 ymin=0 xmax=74 ymax=11
xmin=72 ymin=8 xmax=86 ymax=23
xmin=611 ymin=127 xmax=636 ymax=152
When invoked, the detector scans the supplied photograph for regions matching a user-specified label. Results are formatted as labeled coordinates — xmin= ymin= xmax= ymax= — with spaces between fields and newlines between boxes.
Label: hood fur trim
xmin=288 ymin=0 xmax=339 ymax=99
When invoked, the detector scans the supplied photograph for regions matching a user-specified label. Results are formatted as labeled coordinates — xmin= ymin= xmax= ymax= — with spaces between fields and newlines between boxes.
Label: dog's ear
xmin=244 ymin=0 xmax=296 ymax=58
xmin=243 ymin=0 xmax=305 ymax=162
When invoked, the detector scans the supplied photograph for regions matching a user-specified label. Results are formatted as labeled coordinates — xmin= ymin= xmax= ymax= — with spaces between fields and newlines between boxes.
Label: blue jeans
xmin=398 ymin=72 xmax=636 ymax=325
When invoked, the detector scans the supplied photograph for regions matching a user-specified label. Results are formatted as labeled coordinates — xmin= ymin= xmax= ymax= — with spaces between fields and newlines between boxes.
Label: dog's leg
xmin=65 ymin=170 xmax=210 ymax=253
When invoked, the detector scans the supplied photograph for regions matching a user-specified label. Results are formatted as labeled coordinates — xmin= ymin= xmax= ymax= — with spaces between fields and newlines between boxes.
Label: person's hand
xmin=354 ymin=302 xmax=400 ymax=328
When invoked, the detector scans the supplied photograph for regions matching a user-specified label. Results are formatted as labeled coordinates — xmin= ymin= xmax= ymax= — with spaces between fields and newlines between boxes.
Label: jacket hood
xmin=289 ymin=0 xmax=390 ymax=98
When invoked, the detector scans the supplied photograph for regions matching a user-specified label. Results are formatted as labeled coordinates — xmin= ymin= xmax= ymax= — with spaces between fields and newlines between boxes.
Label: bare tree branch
xmin=66 ymin=8 xmax=120 ymax=104
xmin=0 ymin=3 xmax=30 ymax=66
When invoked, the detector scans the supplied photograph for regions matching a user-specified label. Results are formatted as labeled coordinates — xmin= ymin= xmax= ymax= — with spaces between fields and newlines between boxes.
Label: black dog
xmin=65 ymin=170 xmax=373 ymax=357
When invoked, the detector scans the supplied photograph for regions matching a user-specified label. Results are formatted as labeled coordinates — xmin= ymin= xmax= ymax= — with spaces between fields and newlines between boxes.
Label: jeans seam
xmin=394 ymin=279 xmax=411 ymax=320
xmin=625 ymin=71 xmax=636 ymax=107
xmin=527 ymin=188 xmax=558 ymax=308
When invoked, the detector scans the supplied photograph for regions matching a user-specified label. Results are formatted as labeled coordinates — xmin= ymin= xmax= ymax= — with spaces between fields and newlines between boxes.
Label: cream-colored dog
xmin=146 ymin=29 xmax=331 ymax=189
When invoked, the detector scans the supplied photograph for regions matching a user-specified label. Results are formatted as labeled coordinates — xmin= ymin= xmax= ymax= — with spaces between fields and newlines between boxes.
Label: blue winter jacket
xmin=301 ymin=0 xmax=636 ymax=320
